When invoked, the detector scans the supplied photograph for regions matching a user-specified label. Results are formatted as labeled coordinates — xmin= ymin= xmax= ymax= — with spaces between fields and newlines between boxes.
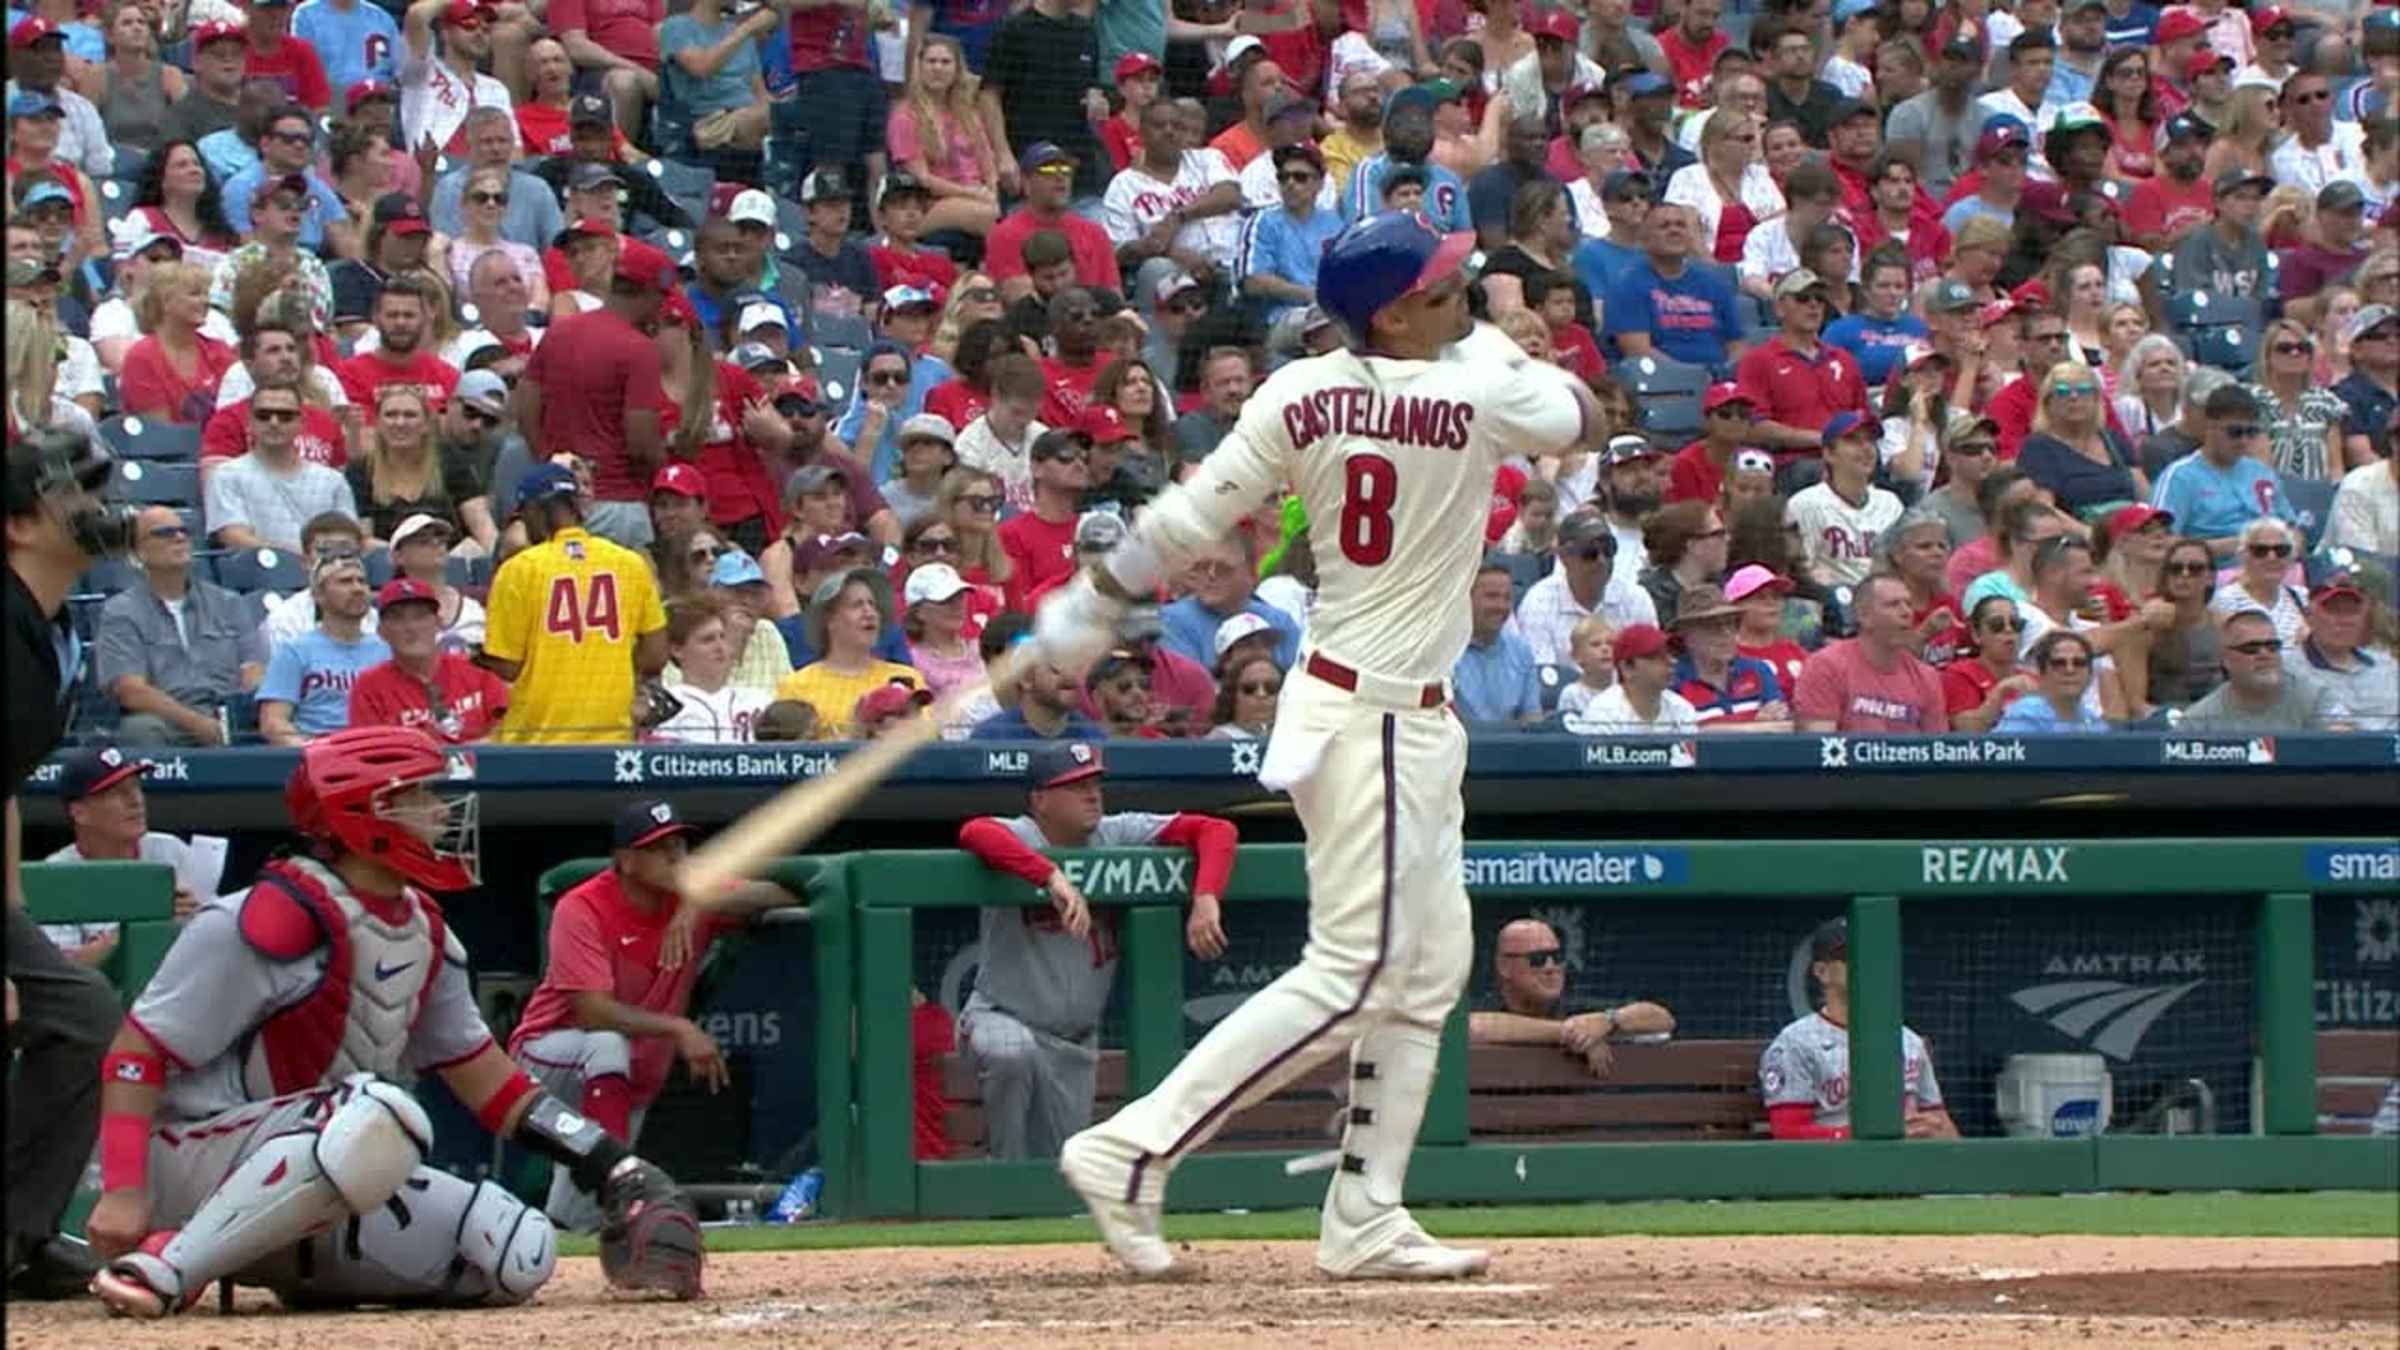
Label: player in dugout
xmin=509 ymin=797 xmax=806 ymax=1231
xmin=1759 ymin=917 xmax=1958 ymax=1141
xmin=954 ymin=742 xmax=1236 ymax=1162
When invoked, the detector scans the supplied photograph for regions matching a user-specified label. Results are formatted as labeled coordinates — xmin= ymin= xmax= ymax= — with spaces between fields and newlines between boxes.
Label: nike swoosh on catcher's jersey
xmin=374 ymin=961 xmax=415 ymax=981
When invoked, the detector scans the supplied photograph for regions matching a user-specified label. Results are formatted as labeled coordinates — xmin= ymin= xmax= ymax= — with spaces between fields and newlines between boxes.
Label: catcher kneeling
xmin=84 ymin=727 xmax=705 ymax=1316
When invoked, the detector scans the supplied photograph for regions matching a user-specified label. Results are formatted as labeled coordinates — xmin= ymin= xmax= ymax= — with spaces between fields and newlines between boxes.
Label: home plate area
xmin=8 ymin=1236 xmax=2393 ymax=1348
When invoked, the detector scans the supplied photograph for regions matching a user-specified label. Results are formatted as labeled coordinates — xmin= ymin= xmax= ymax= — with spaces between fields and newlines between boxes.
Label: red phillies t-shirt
xmin=335 ymin=349 xmax=461 ymax=410
xmin=201 ymin=399 xmax=348 ymax=468
xmin=1667 ymin=440 xmax=1733 ymax=505
xmin=1037 ymin=355 xmax=1107 ymax=427
xmin=2123 ymin=174 xmax=2214 ymax=249
xmin=922 ymin=378 xmax=987 ymax=432
xmin=548 ymin=0 xmax=662 ymax=65
xmin=1734 ymin=336 xmax=1868 ymax=461
xmin=525 ymin=307 xmax=667 ymax=500
xmin=1550 ymin=322 xmax=1605 ymax=385
xmin=911 ymin=999 xmax=955 ymax=1161
xmin=1739 ymin=637 xmax=1809 ymax=700
xmin=664 ymin=362 xmax=784 ymax=535
xmin=1911 ymin=594 xmax=1967 ymax=666
xmin=118 ymin=336 xmax=239 ymax=424
xmin=1793 ymin=638 xmax=1950 ymax=732
xmin=542 ymin=232 xmax=622 ymax=295
xmin=1941 ymin=657 xmax=2001 ymax=717
xmin=245 ymin=37 xmax=332 ymax=110
xmin=508 ymin=868 xmax=740 ymax=1105
xmin=1657 ymin=29 xmax=1728 ymax=109
xmin=516 ymin=101 xmax=633 ymax=159
xmin=867 ymin=241 xmax=960 ymax=295
xmin=1100 ymin=114 xmax=1140 ymax=172
xmin=984 ymin=207 xmax=1121 ymax=291
xmin=997 ymin=509 xmax=1077 ymax=613
xmin=346 ymin=652 xmax=509 ymax=742
xmin=786 ymin=1 xmax=871 ymax=72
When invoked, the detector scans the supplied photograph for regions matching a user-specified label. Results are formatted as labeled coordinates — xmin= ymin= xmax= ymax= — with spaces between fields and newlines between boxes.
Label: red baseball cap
xmin=1113 ymin=51 xmax=1163 ymax=83
xmin=2249 ymin=6 xmax=2293 ymax=36
xmin=1701 ymin=381 xmax=1752 ymax=413
xmin=440 ymin=0 xmax=485 ymax=27
xmin=190 ymin=18 xmax=244 ymax=45
xmin=856 ymin=679 xmax=934 ymax=726
xmin=613 ymin=237 xmax=677 ymax=294
xmin=1078 ymin=403 xmax=1135 ymax=445
xmin=8 ymin=15 xmax=61 ymax=46
xmin=1612 ymin=623 xmax=1670 ymax=661
xmin=2102 ymin=503 xmax=2173 ymax=541
xmin=1526 ymin=9 xmax=1579 ymax=43
xmin=2184 ymin=48 xmax=2233 ymax=81
xmin=650 ymin=463 xmax=706 ymax=498
xmin=2309 ymin=574 xmax=2366 ymax=605
xmin=375 ymin=578 xmax=440 ymax=611
xmin=2154 ymin=9 xmax=2207 ymax=44
xmin=658 ymin=286 xmax=697 ymax=327
xmin=346 ymin=80 xmax=397 ymax=112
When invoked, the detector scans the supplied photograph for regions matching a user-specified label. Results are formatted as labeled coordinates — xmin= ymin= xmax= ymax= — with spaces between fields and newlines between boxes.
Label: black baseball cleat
xmin=7 ymin=1235 xmax=101 ymax=1300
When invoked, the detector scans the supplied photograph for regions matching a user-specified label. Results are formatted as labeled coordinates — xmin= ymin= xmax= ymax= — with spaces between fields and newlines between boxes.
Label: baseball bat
xmin=675 ymin=643 xmax=1037 ymax=899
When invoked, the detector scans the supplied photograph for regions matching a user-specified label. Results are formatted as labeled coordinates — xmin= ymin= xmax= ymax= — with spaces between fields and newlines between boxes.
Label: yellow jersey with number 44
xmin=482 ymin=525 xmax=667 ymax=743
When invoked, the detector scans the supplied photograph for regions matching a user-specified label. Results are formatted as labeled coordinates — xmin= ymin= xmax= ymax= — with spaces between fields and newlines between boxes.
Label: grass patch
xmin=558 ymin=1190 xmax=2399 ymax=1256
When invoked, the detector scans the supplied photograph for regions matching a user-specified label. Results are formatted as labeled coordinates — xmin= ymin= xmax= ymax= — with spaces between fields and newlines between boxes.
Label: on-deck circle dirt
xmin=8 ymin=1234 xmax=2394 ymax=1348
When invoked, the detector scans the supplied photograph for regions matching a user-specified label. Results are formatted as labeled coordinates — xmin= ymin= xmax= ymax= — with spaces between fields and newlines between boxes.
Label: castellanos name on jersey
xmin=1222 ymin=323 xmax=1584 ymax=686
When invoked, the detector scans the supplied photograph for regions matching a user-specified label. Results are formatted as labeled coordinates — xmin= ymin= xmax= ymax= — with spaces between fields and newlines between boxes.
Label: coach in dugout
xmin=1469 ymin=917 xmax=1677 ymax=1079
xmin=508 ymin=798 xmax=804 ymax=1230
xmin=954 ymin=743 xmax=1236 ymax=1161
xmin=1760 ymin=918 xmax=1957 ymax=1141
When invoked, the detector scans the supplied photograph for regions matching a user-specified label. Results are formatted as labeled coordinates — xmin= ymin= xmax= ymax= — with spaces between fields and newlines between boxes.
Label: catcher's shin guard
xmin=94 ymin=1076 xmax=431 ymax=1318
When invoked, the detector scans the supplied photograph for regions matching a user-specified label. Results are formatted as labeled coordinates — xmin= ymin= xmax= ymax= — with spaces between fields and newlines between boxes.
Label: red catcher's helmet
xmin=285 ymin=727 xmax=479 ymax=891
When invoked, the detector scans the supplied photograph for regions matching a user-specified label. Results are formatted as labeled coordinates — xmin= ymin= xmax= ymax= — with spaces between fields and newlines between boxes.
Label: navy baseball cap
xmin=1026 ymin=741 xmax=1105 ymax=790
xmin=514 ymin=462 xmax=579 ymax=512
xmin=614 ymin=798 xmax=698 ymax=851
xmin=1823 ymin=411 xmax=1874 ymax=445
xmin=1616 ymin=70 xmax=1671 ymax=100
xmin=1601 ymin=168 xmax=1655 ymax=202
xmin=58 ymin=746 xmax=149 ymax=803
xmin=1810 ymin=917 xmax=1849 ymax=961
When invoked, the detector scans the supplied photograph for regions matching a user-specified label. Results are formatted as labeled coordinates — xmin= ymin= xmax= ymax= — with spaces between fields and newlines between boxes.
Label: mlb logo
xmin=1668 ymin=741 xmax=1697 ymax=769
xmin=2246 ymin=737 xmax=2277 ymax=765
xmin=445 ymin=752 xmax=476 ymax=780
xmin=564 ymin=540 xmax=585 ymax=562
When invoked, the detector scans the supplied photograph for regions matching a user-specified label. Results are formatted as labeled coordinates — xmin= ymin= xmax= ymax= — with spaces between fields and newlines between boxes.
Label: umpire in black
xmin=5 ymin=427 xmax=134 ymax=1297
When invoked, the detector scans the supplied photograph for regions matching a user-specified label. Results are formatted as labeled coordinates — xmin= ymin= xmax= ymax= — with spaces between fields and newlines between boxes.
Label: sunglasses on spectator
xmin=2248 ymin=542 xmax=2293 ymax=559
xmin=911 ymin=535 xmax=960 ymax=555
xmin=1566 ymin=543 xmax=1611 ymax=561
xmin=2272 ymin=340 xmax=2313 ymax=357
xmin=2048 ymin=382 xmax=2099 ymax=399
xmin=1032 ymin=163 xmax=1075 ymax=178
xmin=2166 ymin=561 xmax=2212 ymax=576
xmin=957 ymin=493 xmax=1000 ymax=511
xmin=2228 ymin=638 xmax=2283 ymax=655
xmin=1238 ymin=678 xmax=1281 ymax=696
xmin=1168 ymin=296 xmax=1205 ymax=315
xmin=263 ymin=196 xmax=305 ymax=213
xmin=267 ymin=129 xmax=312 ymax=144
xmin=1950 ymin=440 xmax=1996 ymax=457
xmin=251 ymin=405 xmax=300 ymax=422
xmin=690 ymin=544 xmax=727 ymax=563
xmin=2357 ymin=325 xmax=2399 ymax=343
xmin=147 ymin=524 xmax=191 ymax=541
xmin=1038 ymin=447 xmax=1088 ymax=464
xmin=2289 ymin=87 xmax=2328 ymax=103
xmin=774 ymin=397 xmax=820 ymax=418
xmin=1508 ymin=948 xmax=1565 ymax=968
xmin=1277 ymin=169 xmax=1319 ymax=183
xmin=467 ymin=191 xmax=507 ymax=206
xmin=1981 ymin=615 xmax=2022 ymax=632
xmin=2043 ymin=655 xmax=2090 ymax=672
xmin=961 ymin=287 xmax=998 ymax=304
xmin=866 ymin=369 xmax=907 ymax=386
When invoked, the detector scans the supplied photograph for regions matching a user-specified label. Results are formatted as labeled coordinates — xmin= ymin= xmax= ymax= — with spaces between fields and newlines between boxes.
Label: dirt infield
xmin=8 ymin=1235 xmax=2395 ymax=1348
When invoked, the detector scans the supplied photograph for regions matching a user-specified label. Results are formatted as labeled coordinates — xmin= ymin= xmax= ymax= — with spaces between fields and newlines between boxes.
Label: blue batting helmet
xmin=1315 ymin=210 xmax=1477 ymax=344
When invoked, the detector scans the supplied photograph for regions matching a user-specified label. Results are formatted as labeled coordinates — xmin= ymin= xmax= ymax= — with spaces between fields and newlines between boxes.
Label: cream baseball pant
xmin=1068 ymin=665 xmax=1472 ymax=1267
xmin=514 ymin=1028 xmax=653 ymax=1233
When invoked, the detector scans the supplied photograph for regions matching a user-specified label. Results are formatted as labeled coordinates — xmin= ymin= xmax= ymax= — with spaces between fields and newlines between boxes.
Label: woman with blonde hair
xmin=448 ymin=165 xmax=549 ymax=310
xmin=2203 ymin=81 xmax=2280 ymax=183
xmin=346 ymin=385 xmax=466 ymax=544
xmin=928 ymin=274 xmax=1004 ymax=368
xmin=2018 ymin=360 xmax=2143 ymax=516
xmin=2208 ymin=516 xmax=2310 ymax=646
xmin=2310 ymin=286 xmax=2361 ymax=387
xmin=2050 ymin=257 xmax=2112 ymax=368
xmin=935 ymin=464 xmax=1012 ymax=596
xmin=2112 ymin=334 xmax=2186 ymax=442
xmin=1665 ymin=111 xmax=1785 ymax=264
xmin=119 ymin=260 xmax=236 ymax=423
xmin=90 ymin=0 xmax=183 ymax=156
xmin=6 ymin=298 xmax=94 ymax=438
xmin=886 ymin=34 xmax=999 ymax=237
xmin=2244 ymin=317 xmax=2349 ymax=480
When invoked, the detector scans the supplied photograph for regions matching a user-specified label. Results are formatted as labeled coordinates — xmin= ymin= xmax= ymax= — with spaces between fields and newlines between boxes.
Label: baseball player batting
xmin=83 ymin=726 xmax=706 ymax=1316
xmin=1031 ymin=210 xmax=1605 ymax=1281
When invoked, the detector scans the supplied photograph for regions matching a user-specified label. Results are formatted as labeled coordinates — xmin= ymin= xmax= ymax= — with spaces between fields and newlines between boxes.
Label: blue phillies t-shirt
xmin=1603 ymin=261 xmax=1742 ymax=369
xmin=1340 ymin=153 xmax=1470 ymax=232
xmin=292 ymin=0 xmax=401 ymax=106
xmin=262 ymin=628 xmax=392 ymax=734
xmin=1824 ymin=312 xmax=1930 ymax=389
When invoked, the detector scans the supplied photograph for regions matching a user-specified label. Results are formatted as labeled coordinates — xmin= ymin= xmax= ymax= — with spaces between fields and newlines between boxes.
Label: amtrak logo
xmin=1228 ymin=740 xmax=1264 ymax=776
xmin=613 ymin=750 xmax=646 ymax=784
xmin=2358 ymin=899 xmax=2400 ymax=965
xmin=1819 ymin=737 xmax=1849 ymax=769
xmin=2011 ymin=978 xmax=2203 ymax=1062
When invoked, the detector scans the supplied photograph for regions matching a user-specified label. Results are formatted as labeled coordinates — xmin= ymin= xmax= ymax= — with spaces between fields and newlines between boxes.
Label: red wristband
xmin=475 ymin=1070 xmax=539 ymax=1135
xmin=102 ymin=1050 xmax=164 ymax=1088
xmin=99 ymin=1112 xmax=151 ymax=1192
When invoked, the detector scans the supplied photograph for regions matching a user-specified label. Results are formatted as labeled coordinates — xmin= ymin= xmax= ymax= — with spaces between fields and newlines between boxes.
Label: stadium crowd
xmin=7 ymin=0 xmax=2398 ymax=749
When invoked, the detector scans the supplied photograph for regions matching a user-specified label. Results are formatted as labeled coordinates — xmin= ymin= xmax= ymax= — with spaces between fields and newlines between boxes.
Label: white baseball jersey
xmin=1785 ymin=482 xmax=1904 ymax=590
xmin=1101 ymin=152 xmax=1242 ymax=270
xmin=652 ymin=682 xmax=771 ymax=744
xmin=1135 ymin=322 xmax=1586 ymax=684
xmin=1758 ymin=1011 xmax=1943 ymax=1131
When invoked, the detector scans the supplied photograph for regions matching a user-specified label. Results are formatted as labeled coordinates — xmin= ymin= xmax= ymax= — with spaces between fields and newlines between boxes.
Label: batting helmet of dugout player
xmin=285 ymin=726 xmax=480 ymax=890
xmin=1315 ymin=210 xmax=1478 ymax=351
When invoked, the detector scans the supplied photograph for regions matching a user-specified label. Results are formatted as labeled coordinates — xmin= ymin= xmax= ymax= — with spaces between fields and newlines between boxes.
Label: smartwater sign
xmin=1461 ymin=846 xmax=1690 ymax=890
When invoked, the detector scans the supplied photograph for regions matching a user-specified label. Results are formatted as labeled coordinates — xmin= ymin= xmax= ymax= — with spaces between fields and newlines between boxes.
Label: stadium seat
xmin=815 ymin=348 xmax=864 ymax=407
xmin=97 ymin=178 xmax=137 ymax=228
xmin=363 ymin=547 xmax=396 ymax=588
xmin=97 ymin=414 xmax=203 ymax=462
xmin=1535 ymin=663 xmax=1579 ymax=713
xmin=445 ymin=553 xmax=494 ymax=590
xmin=216 ymin=546 xmax=305 ymax=594
xmin=647 ymin=157 xmax=715 ymax=224
xmin=1486 ymin=549 xmax=1549 ymax=599
xmin=1613 ymin=353 xmax=1713 ymax=399
xmin=771 ymin=193 xmax=808 ymax=257
xmin=108 ymin=145 xmax=149 ymax=186
xmin=2279 ymin=474 xmax=2336 ymax=551
xmin=809 ymin=312 xmax=872 ymax=352
xmin=76 ymin=557 xmax=141 ymax=595
xmin=2164 ymin=290 xmax=2264 ymax=334
xmin=1641 ymin=393 xmax=1704 ymax=441
xmin=111 ymin=459 xmax=199 ymax=506
xmin=2186 ymin=324 xmax=2255 ymax=377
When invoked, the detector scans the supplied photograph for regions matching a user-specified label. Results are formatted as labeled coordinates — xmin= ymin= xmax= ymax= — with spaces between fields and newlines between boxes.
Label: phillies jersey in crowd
xmin=1100 ymin=151 xmax=1242 ymax=271
xmin=1785 ymin=480 xmax=1903 ymax=589
xmin=1759 ymin=1011 xmax=1943 ymax=1132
